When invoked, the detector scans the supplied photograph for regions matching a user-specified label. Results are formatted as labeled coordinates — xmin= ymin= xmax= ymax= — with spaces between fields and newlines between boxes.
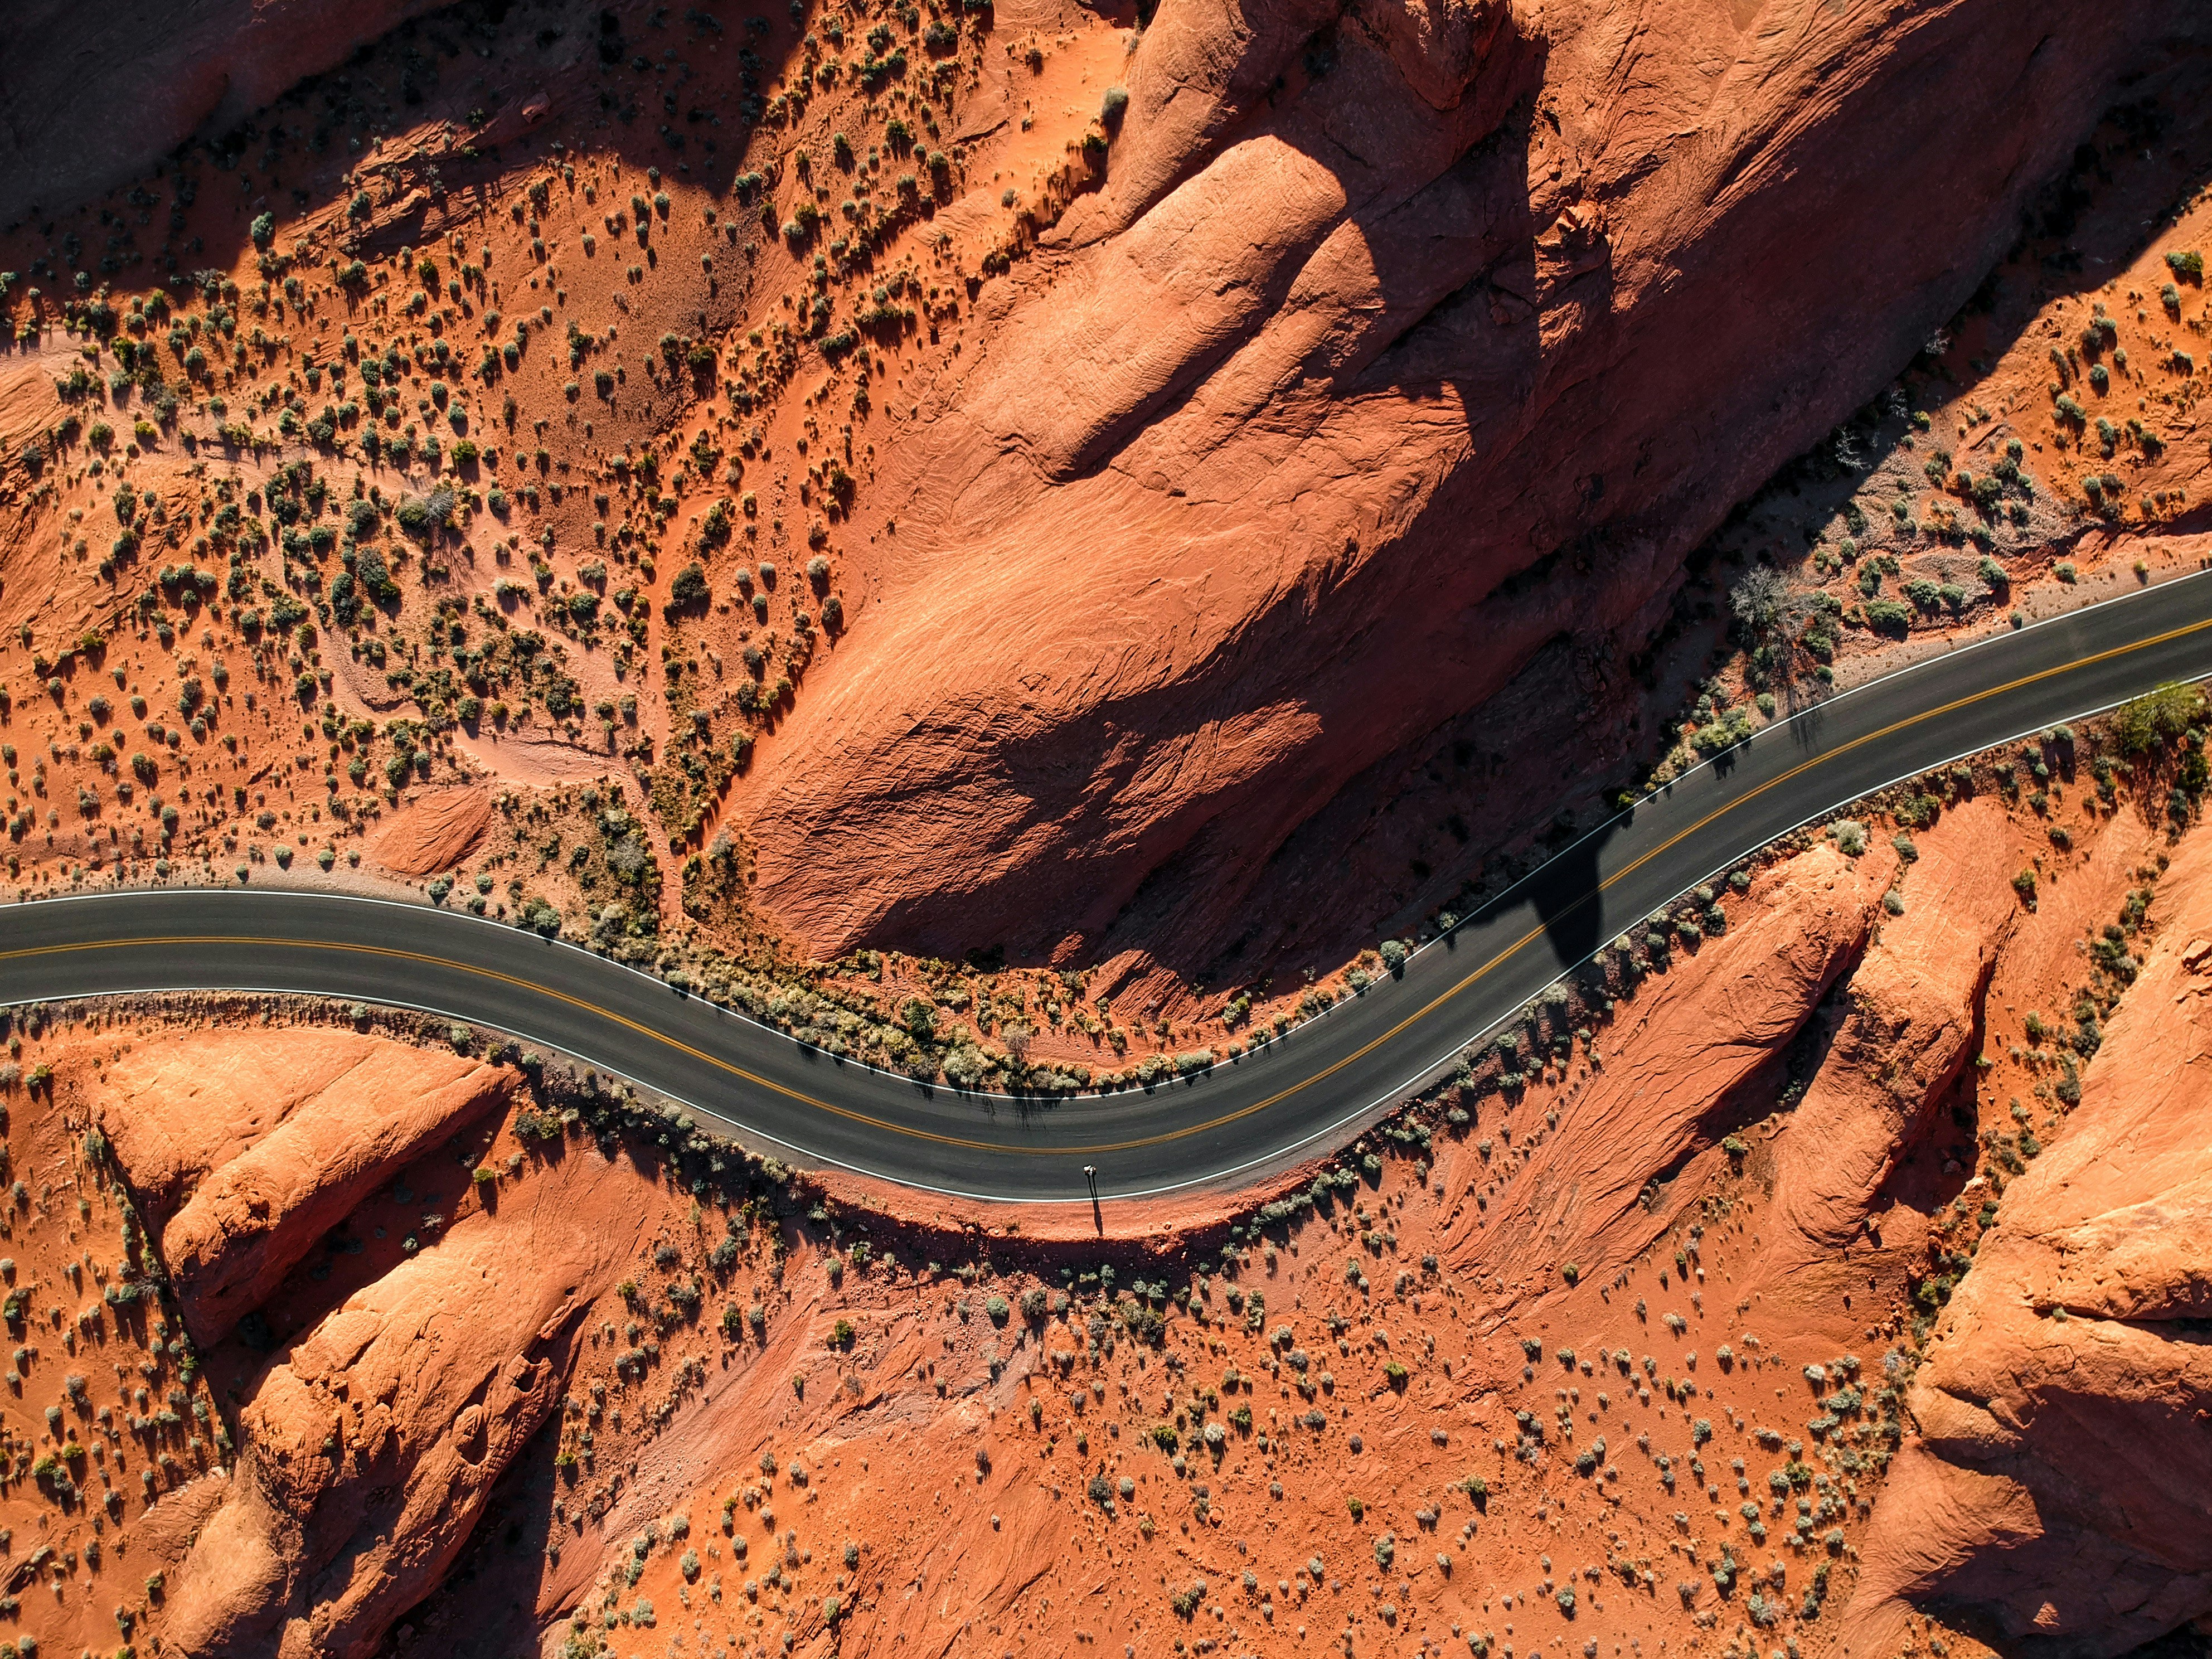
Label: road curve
xmin=6 ymin=573 xmax=2212 ymax=1202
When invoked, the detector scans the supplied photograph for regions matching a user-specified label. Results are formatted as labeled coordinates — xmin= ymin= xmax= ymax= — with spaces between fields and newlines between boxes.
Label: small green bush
xmin=670 ymin=563 xmax=710 ymax=606
xmin=2117 ymin=682 xmax=2202 ymax=755
xmin=1863 ymin=598 xmax=1912 ymax=635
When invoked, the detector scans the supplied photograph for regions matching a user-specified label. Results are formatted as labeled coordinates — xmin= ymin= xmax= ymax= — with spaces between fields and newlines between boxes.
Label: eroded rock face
xmin=1761 ymin=804 xmax=2021 ymax=1262
xmin=0 ymin=0 xmax=442 ymax=232
xmin=1449 ymin=842 xmax=1880 ymax=1293
xmin=1847 ymin=827 xmax=2212 ymax=1656
xmin=734 ymin=0 xmax=2212 ymax=968
xmin=89 ymin=1030 xmax=517 ymax=1346
xmin=42 ymin=1024 xmax=636 ymax=1659
xmin=160 ymin=1141 xmax=646 ymax=1659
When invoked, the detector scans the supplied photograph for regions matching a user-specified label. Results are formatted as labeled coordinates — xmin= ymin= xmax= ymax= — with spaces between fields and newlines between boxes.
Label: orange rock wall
xmin=1849 ymin=822 xmax=2212 ymax=1655
xmin=733 ymin=0 xmax=2212 ymax=970
xmin=89 ymin=1028 xmax=518 ymax=1345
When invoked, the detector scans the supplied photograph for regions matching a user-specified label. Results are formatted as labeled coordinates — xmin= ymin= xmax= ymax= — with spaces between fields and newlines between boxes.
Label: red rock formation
xmin=370 ymin=787 xmax=497 ymax=879
xmin=160 ymin=1136 xmax=648 ymax=1659
xmin=1847 ymin=825 xmax=2212 ymax=1656
xmin=1453 ymin=842 xmax=1880 ymax=1295
xmin=88 ymin=1030 xmax=517 ymax=1345
xmin=1760 ymin=803 xmax=2019 ymax=1262
xmin=0 ymin=0 xmax=442 ymax=232
xmin=734 ymin=0 xmax=2212 ymax=969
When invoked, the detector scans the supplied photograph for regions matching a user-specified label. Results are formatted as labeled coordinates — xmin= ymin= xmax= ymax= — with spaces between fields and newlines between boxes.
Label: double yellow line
xmin=8 ymin=612 xmax=2209 ymax=1163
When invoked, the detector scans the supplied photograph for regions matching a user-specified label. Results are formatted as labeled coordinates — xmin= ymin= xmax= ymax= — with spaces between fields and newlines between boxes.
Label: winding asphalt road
xmin=6 ymin=572 xmax=2212 ymax=1201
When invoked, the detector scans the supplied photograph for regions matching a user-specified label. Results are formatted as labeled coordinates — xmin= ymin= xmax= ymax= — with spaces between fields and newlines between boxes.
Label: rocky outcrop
xmin=369 ymin=787 xmax=496 ymax=879
xmin=735 ymin=0 xmax=2212 ymax=970
xmin=0 ymin=0 xmax=441 ymax=233
xmin=1451 ymin=841 xmax=1881 ymax=1294
xmin=89 ymin=1031 xmax=518 ymax=1345
xmin=1847 ymin=824 xmax=2212 ymax=1656
xmin=48 ymin=1027 xmax=634 ymax=1659
xmin=161 ymin=1143 xmax=646 ymax=1659
xmin=1762 ymin=802 xmax=2020 ymax=1260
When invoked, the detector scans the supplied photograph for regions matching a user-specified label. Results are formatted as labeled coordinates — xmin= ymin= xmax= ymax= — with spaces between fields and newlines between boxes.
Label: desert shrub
xmin=2113 ymin=682 xmax=2201 ymax=756
xmin=670 ymin=563 xmax=710 ymax=607
xmin=1863 ymin=598 xmax=1912 ymax=635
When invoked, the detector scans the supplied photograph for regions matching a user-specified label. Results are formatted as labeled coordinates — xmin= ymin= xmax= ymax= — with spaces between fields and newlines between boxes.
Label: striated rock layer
xmin=160 ymin=1154 xmax=640 ymax=1659
xmin=0 ymin=0 xmax=443 ymax=232
xmin=70 ymin=1031 xmax=627 ymax=1659
xmin=1759 ymin=805 xmax=2021 ymax=1265
xmin=89 ymin=1030 xmax=519 ymax=1344
xmin=1848 ymin=824 xmax=2212 ymax=1655
xmin=735 ymin=0 xmax=2212 ymax=968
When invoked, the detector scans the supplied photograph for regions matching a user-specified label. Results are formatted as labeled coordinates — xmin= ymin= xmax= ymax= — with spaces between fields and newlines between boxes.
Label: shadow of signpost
xmin=1526 ymin=817 xmax=1620 ymax=976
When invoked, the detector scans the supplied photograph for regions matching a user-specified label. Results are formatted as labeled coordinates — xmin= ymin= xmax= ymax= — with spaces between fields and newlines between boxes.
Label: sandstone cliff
xmin=733 ymin=0 xmax=2212 ymax=972
xmin=1849 ymin=822 xmax=2212 ymax=1655
xmin=0 ymin=0 xmax=443 ymax=234
xmin=89 ymin=1029 xmax=518 ymax=1346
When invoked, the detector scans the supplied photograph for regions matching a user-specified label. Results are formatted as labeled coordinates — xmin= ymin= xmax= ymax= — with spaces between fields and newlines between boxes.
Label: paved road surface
xmin=6 ymin=573 xmax=2211 ymax=1201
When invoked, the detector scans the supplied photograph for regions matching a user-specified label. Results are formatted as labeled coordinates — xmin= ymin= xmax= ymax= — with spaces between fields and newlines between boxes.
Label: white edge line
xmin=8 ymin=584 xmax=2210 ymax=1204
xmin=21 ymin=568 xmax=2208 ymax=1104
xmin=9 ymin=676 xmax=2203 ymax=1206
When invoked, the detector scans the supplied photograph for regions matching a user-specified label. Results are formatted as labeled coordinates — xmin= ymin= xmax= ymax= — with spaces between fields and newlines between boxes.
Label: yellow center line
xmin=2 ymin=932 xmax=1030 ymax=1152
xmin=6 ymin=617 xmax=2208 ymax=1161
xmin=1124 ymin=609 xmax=2212 ymax=1143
